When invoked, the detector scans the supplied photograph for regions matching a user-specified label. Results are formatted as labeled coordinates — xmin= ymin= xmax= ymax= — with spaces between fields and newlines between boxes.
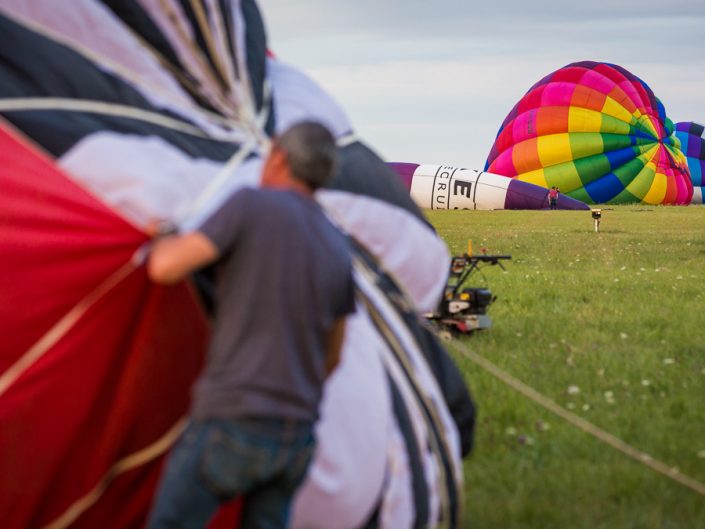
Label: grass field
xmin=426 ymin=205 xmax=705 ymax=529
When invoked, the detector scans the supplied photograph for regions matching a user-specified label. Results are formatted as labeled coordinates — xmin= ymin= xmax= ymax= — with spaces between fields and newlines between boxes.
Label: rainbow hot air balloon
xmin=674 ymin=122 xmax=705 ymax=204
xmin=485 ymin=61 xmax=693 ymax=205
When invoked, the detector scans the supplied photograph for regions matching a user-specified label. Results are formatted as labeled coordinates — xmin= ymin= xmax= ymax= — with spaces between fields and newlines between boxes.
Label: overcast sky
xmin=258 ymin=0 xmax=705 ymax=168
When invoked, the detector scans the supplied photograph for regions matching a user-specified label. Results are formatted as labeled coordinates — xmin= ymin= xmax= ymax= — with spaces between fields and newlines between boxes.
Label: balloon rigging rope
xmin=0 ymin=259 xmax=137 ymax=398
xmin=451 ymin=340 xmax=705 ymax=498
xmin=41 ymin=418 xmax=187 ymax=529
xmin=0 ymin=98 xmax=217 ymax=139
xmin=178 ymin=135 xmax=260 ymax=227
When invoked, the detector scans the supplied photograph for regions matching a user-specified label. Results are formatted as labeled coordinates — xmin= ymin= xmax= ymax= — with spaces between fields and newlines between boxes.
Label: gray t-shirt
xmin=191 ymin=187 xmax=355 ymax=422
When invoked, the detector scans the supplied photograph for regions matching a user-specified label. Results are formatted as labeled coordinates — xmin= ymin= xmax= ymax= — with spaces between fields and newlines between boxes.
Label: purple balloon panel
xmin=387 ymin=162 xmax=419 ymax=192
xmin=505 ymin=180 xmax=589 ymax=210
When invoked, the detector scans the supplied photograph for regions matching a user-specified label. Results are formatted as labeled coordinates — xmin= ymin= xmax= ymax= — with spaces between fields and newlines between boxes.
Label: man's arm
xmin=324 ymin=317 xmax=347 ymax=377
xmin=147 ymin=231 xmax=219 ymax=285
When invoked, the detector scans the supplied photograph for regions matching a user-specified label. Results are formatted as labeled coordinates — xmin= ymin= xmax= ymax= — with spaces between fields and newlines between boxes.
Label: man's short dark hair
xmin=274 ymin=121 xmax=338 ymax=190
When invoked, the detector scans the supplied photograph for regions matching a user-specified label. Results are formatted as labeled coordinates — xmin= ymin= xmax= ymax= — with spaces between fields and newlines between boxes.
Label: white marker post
xmin=591 ymin=209 xmax=602 ymax=232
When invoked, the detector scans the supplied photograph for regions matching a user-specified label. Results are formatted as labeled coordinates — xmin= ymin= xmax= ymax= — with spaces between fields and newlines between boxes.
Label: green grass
xmin=426 ymin=205 xmax=705 ymax=528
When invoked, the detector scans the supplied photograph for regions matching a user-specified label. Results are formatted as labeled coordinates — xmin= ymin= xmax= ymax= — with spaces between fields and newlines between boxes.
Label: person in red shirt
xmin=548 ymin=186 xmax=559 ymax=209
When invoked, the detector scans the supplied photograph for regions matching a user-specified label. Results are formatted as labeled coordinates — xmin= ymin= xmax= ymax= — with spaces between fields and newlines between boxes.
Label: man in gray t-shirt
xmin=146 ymin=122 xmax=355 ymax=529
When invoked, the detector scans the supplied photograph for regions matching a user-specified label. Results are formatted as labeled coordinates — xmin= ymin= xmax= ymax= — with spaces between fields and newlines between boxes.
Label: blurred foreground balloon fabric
xmin=485 ymin=61 xmax=693 ymax=205
xmin=0 ymin=2 xmax=470 ymax=528
xmin=0 ymin=116 xmax=209 ymax=529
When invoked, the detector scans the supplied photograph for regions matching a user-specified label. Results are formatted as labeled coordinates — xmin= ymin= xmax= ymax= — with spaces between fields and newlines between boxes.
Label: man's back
xmin=146 ymin=121 xmax=354 ymax=529
xmin=192 ymin=187 xmax=355 ymax=422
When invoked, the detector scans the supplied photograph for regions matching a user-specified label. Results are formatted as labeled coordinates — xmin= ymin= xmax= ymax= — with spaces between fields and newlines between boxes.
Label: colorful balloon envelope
xmin=674 ymin=122 xmax=705 ymax=204
xmin=485 ymin=61 xmax=693 ymax=205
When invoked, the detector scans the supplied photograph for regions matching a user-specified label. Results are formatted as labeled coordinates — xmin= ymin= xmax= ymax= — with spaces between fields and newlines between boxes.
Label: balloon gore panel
xmin=485 ymin=62 xmax=693 ymax=205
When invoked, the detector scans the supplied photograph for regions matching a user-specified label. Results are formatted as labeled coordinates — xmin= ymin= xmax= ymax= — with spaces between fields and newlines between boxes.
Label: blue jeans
xmin=147 ymin=418 xmax=315 ymax=529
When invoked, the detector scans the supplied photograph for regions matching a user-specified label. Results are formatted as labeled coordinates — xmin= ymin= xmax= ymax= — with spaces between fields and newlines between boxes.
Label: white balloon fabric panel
xmin=408 ymin=165 xmax=510 ymax=210
xmin=269 ymin=58 xmax=353 ymax=140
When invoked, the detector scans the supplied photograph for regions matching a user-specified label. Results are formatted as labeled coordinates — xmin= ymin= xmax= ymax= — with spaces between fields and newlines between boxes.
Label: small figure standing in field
xmin=548 ymin=186 xmax=559 ymax=210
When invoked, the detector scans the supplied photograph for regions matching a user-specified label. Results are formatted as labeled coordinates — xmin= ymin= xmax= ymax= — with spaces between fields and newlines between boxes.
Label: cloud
xmin=258 ymin=0 xmax=705 ymax=167
xmin=302 ymin=58 xmax=561 ymax=166
xmin=260 ymin=1 xmax=705 ymax=41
